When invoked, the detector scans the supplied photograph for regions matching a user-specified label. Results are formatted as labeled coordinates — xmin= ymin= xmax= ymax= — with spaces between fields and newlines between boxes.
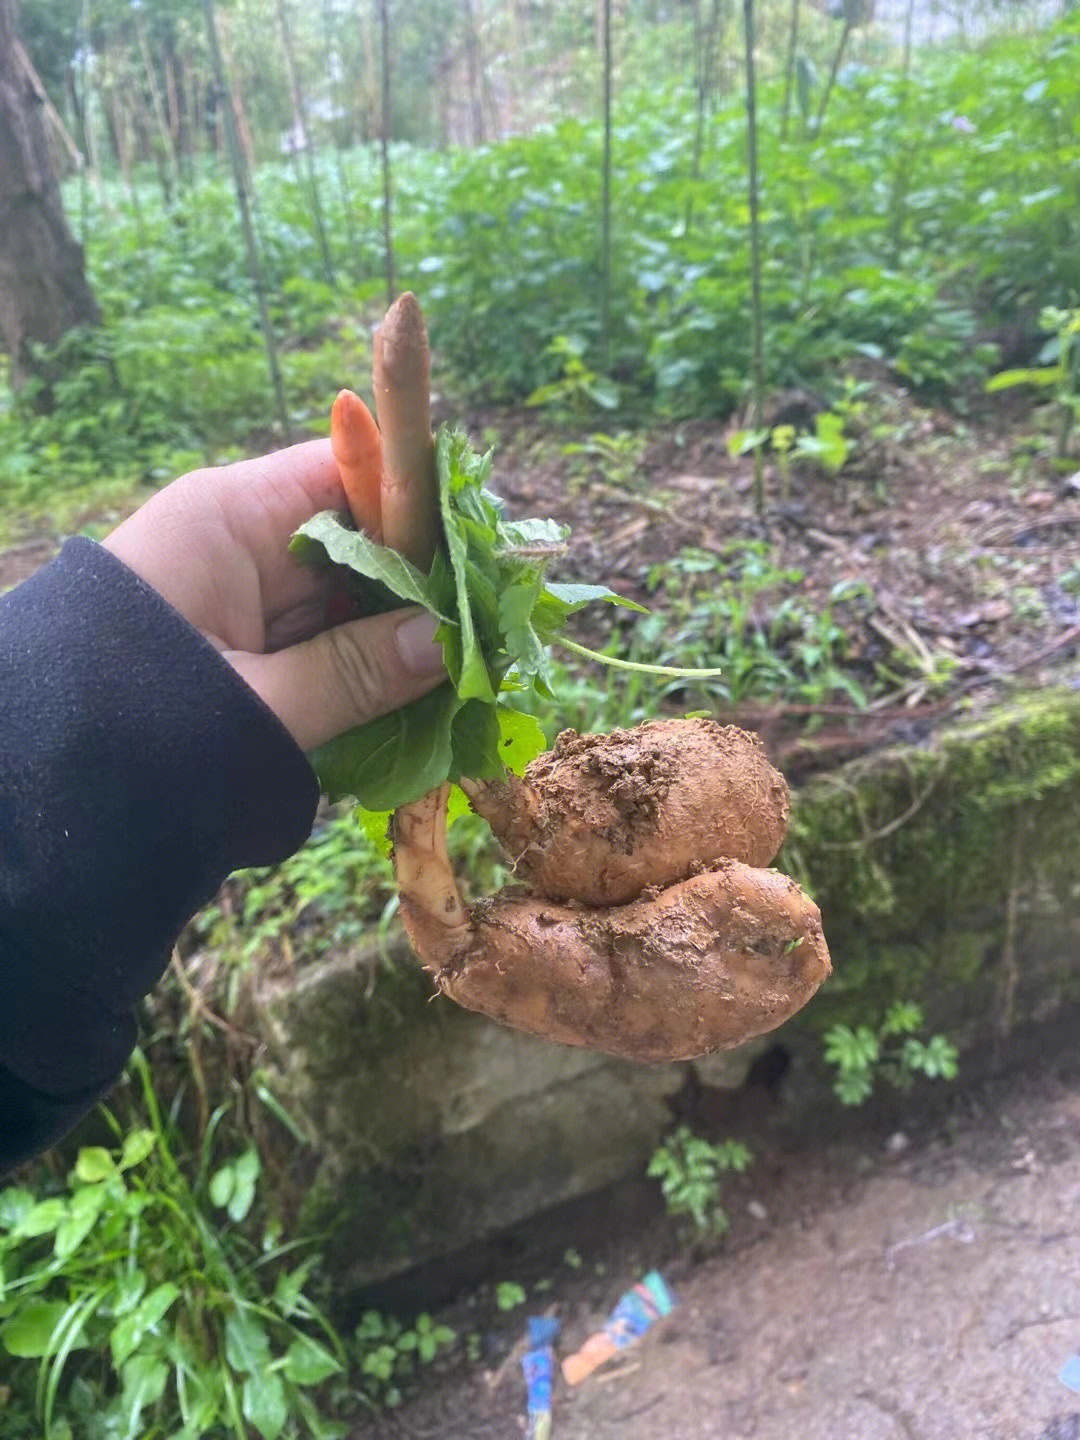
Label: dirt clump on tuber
xmin=331 ymin=292 xmax=831 ymax=1064
xmin=463 ymin=716 xmax=790 ymax=907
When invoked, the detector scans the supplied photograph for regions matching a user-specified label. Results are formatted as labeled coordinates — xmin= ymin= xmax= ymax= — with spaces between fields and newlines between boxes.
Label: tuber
xmin=461 ymin=716 xmax=790 ymax=906
xmin=320 ymin=293 xmax=832 ymax=1063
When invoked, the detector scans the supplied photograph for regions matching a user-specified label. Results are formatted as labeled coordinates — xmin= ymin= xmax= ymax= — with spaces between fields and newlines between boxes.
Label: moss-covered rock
xmin=784 ymin=683 xmax=1080 ymax=1039
xmin=252 ymin=682 xmax=1080 ymax=1297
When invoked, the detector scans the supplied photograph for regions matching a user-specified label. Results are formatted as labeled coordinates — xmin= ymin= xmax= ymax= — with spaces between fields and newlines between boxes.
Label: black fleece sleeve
xmin=1 ymin=538 xmax=320 ymax=1171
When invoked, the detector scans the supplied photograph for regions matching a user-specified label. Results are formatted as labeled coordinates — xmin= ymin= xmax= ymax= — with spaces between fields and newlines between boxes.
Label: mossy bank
xmin=253 ymin=680 xmax=1080 ymax=1300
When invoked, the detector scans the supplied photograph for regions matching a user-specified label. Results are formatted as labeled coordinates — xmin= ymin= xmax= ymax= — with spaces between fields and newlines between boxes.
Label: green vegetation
xmin=0 ymin=1051 xmax=466 ymax=1436
xmin=648 ymin=1127 xmax=753 ymax=1240
xmin=824 ymin=1001 xmax=959 ymax=1106
xmin=3 ymin=11 xmax=1079 ymax=523
xmin=4 ymin=2 xmax=1079 ymax=1427
xmin=353 ymin=1311 xmax=455 ymax=1410
xmin=0 ymin=1054 xmax=350 ymax=1440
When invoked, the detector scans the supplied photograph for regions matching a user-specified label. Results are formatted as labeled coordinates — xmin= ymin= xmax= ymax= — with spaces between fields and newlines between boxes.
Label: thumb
xmin=227 ymin=607 xmax=446 ymax=753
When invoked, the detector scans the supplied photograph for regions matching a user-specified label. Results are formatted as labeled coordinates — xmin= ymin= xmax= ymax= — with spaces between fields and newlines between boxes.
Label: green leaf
xmin=242 ymin=1370 xmax=287 ymax=1440
xmin=293 ymin=424 xmax=642 ymax=811
xmin=985 ymin=366 xmax=1060 ymax=392
xmin=1 ymin=1301 xmax=80 ymax=1358
xmin=109 ymin=1272 xmax=147 ymax=1318
xmin=54 ymin=1184 xmax=106 ymax=1258
xmin=356 ymin=806 xmax=393 ymax=858
xmin=110 ymin=1283 xmax=180 ymax=1367
xmin=227 ymin=1148 xmax=260 ymax=1223
xmin=310 ymin=684 xmax=464 ymax=809
xmin=118 ymin=1352 xmax=168 ymax=1436
xmin=209 ymin=1164 xmax=234 ymax=1210
xmin=0 ymin=1187 xmax=35 ymax=1231
xmin=12 ymin=1198 xmax=67 ymax=1238
xmin=119 ymin=1130 xmax=156 ymax=1171
xmin=74 ymin=1147 xmax=116 ymax=1183
xmin=495 ymin=706 xmax=547 ymax=775
xmin=289 ymin=512 xmax=449 ymax=617
xmin=225 ymin=1307 xmax=272 ymax=1375
xmin=282 ymin=1334 xmax=342 ymax=1385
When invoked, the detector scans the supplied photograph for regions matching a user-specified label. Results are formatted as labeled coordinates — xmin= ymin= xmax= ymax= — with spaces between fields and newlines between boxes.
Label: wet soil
xmin=356 ymin=1026 xmax=1080 ymax=1440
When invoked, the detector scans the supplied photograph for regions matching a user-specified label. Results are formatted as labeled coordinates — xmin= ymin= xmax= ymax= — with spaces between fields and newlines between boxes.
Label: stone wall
xmin=252 ymin=682 xmax=1080 ymax=1299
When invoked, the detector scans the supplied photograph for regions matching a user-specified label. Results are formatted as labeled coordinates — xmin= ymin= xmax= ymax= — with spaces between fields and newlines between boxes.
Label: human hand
xmin=102 ymin=439 xmax=446 ymax=751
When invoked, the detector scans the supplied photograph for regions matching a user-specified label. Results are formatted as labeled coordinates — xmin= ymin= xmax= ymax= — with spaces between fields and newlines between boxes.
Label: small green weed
xmin=823 ymin=1001 xmax=959 ymax=1106
xmin=561 ymin=430 xmax=649 ymax=491
xmin=494 ymin=1281 xmax=527 ymax=1313
xmin=986 ymin=305 xmax=1080 ymax=462
xmin=353 ymin=1311 xmax=455 ymax=1409
xmin=525 ymin=335 xmax=619 ymax=416
xmin=647 ymin=1126 xmax=752 ymax=1240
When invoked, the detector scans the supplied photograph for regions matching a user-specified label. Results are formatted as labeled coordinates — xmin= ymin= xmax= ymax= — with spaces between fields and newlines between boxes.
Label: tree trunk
xmin=600 ymin=0 xmax=612 ymax=363
xmin=276 ymin=0 xmax=336 ymax=286
xmin=203 ymin=0 xmax=290 ymax=441
xmin=378 ymin=0 xmax=395 ymax=307
xmin=462 ymin=0 xmax=486 ymax=144
xmin=0 ymin=0 xmax=101 ymax=392
xmin=741 ymin=0 xmax=766 ymax=515
xmin=779 ymin=0 xmax=800 ymax=140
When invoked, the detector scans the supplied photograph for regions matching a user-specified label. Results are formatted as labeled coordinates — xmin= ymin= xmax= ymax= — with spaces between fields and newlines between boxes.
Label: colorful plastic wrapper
xmin=522 ymin=1315 xmax=561 ymax=1439
xmin=561 ymin=1270 xmax=676 ymax=1386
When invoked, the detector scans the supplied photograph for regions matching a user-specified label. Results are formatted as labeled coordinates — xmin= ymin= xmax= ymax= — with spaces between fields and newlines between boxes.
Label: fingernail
xmin=395 ymin=609 xmax=445 ymax=677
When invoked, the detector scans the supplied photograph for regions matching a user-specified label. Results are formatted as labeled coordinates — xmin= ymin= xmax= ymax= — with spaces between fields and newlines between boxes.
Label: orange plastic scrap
xmin=561 ymin=1271 xmax=676 ymax=1387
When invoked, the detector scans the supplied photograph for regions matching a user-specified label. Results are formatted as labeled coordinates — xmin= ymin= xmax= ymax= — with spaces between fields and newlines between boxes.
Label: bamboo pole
xmin=202 ymin=0 xmax=291 ymax=442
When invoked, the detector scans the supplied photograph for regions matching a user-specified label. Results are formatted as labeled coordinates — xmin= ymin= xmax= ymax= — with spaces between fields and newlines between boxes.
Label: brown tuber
xmin=337 ymin=293 xmax=831 ymax=1065
xmin=462 ymin=716 xmax=790 ymax=906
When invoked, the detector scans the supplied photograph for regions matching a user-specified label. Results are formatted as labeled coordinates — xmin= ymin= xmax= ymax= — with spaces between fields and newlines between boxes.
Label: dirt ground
xmin=358 ymin=1034 xmax=1080 ymax=1440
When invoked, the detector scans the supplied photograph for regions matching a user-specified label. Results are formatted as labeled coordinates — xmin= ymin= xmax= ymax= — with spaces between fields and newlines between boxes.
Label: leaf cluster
xmin=290 ymin=426 xmax=638 ymax=812
xmin=352 ymin=1311 xmax=455 ymax=1410
xmin=823 ymin=1001 xmax=959 ymax=1106
xmin=647 ymin=1125 xmax=753 ymax=1239
xmin=0 ymin=1057 xmax=348 ymax=1440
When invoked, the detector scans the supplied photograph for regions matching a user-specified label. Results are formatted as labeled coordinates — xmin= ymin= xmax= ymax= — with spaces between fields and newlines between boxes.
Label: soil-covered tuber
xmin=323 ymin=292 xmax=832 ymax=1063
xmin=462 ymin=716 xmax=790 ymax=906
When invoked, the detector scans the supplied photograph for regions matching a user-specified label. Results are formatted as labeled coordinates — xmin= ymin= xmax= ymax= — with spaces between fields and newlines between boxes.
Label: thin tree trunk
xmin=378 ymin=0 xmax=395 ymax=306
xmin=600 ymin=0 xmax=612 ymax=364
xmin=276 ymin=0 xmax=336 ymax=286
xmin=202 ymin=0 xmax=290 ymax=441
xmin=79 ymin=0 xmax=96 ymax=244
xmin=0 ymin=0 xmax=101 ymax=394
xmin=462 ymin=0 xmax=486 ymax=144
xmin=163 ymin=34 xmax=190 ymax=186
xmin=136 ymin=11 xmax=177 ymax=201
xmin=322 ymin=0 xmax=359 ymax=261
xmin=112 ymin=88 xmax=148 ymax=249
xmin=779 ymin=0 xmax=800 ymax=140
xmin=218 ymin=13 xmax=256 ymax=173
xmin=687 ymin=0 xmax=724 ymax=231
xmin=741 ymin=0 xmax=765 ymax=515
xmin=814 ymin=1 xmax=855 ymax=134
xmin=888 ymin=0 xmax=917 ymax=262
xmin=360 ymin=1 xmax=378 ymax=142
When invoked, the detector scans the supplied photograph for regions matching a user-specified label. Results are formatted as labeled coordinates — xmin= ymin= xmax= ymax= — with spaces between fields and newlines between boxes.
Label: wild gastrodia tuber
xmin=314 ymin=293 xmax=830 ymax=1063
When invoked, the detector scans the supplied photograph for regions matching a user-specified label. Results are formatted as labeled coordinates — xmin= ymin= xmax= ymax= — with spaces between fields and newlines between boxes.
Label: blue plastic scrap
xmin=522 ymin=1314 xmax=561 ymax=1440
xmin=1060 ymin=1353 xmax=1080 ymax=1393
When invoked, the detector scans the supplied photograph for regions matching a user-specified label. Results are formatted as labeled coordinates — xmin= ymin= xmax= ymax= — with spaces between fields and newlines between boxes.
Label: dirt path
xmin=360 ymin=1050 xmax=1080 ymax=1440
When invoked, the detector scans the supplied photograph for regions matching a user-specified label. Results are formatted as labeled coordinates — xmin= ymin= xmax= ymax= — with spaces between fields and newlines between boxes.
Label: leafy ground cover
xmin=2 ymin=12 xmax=1078 ymax=530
